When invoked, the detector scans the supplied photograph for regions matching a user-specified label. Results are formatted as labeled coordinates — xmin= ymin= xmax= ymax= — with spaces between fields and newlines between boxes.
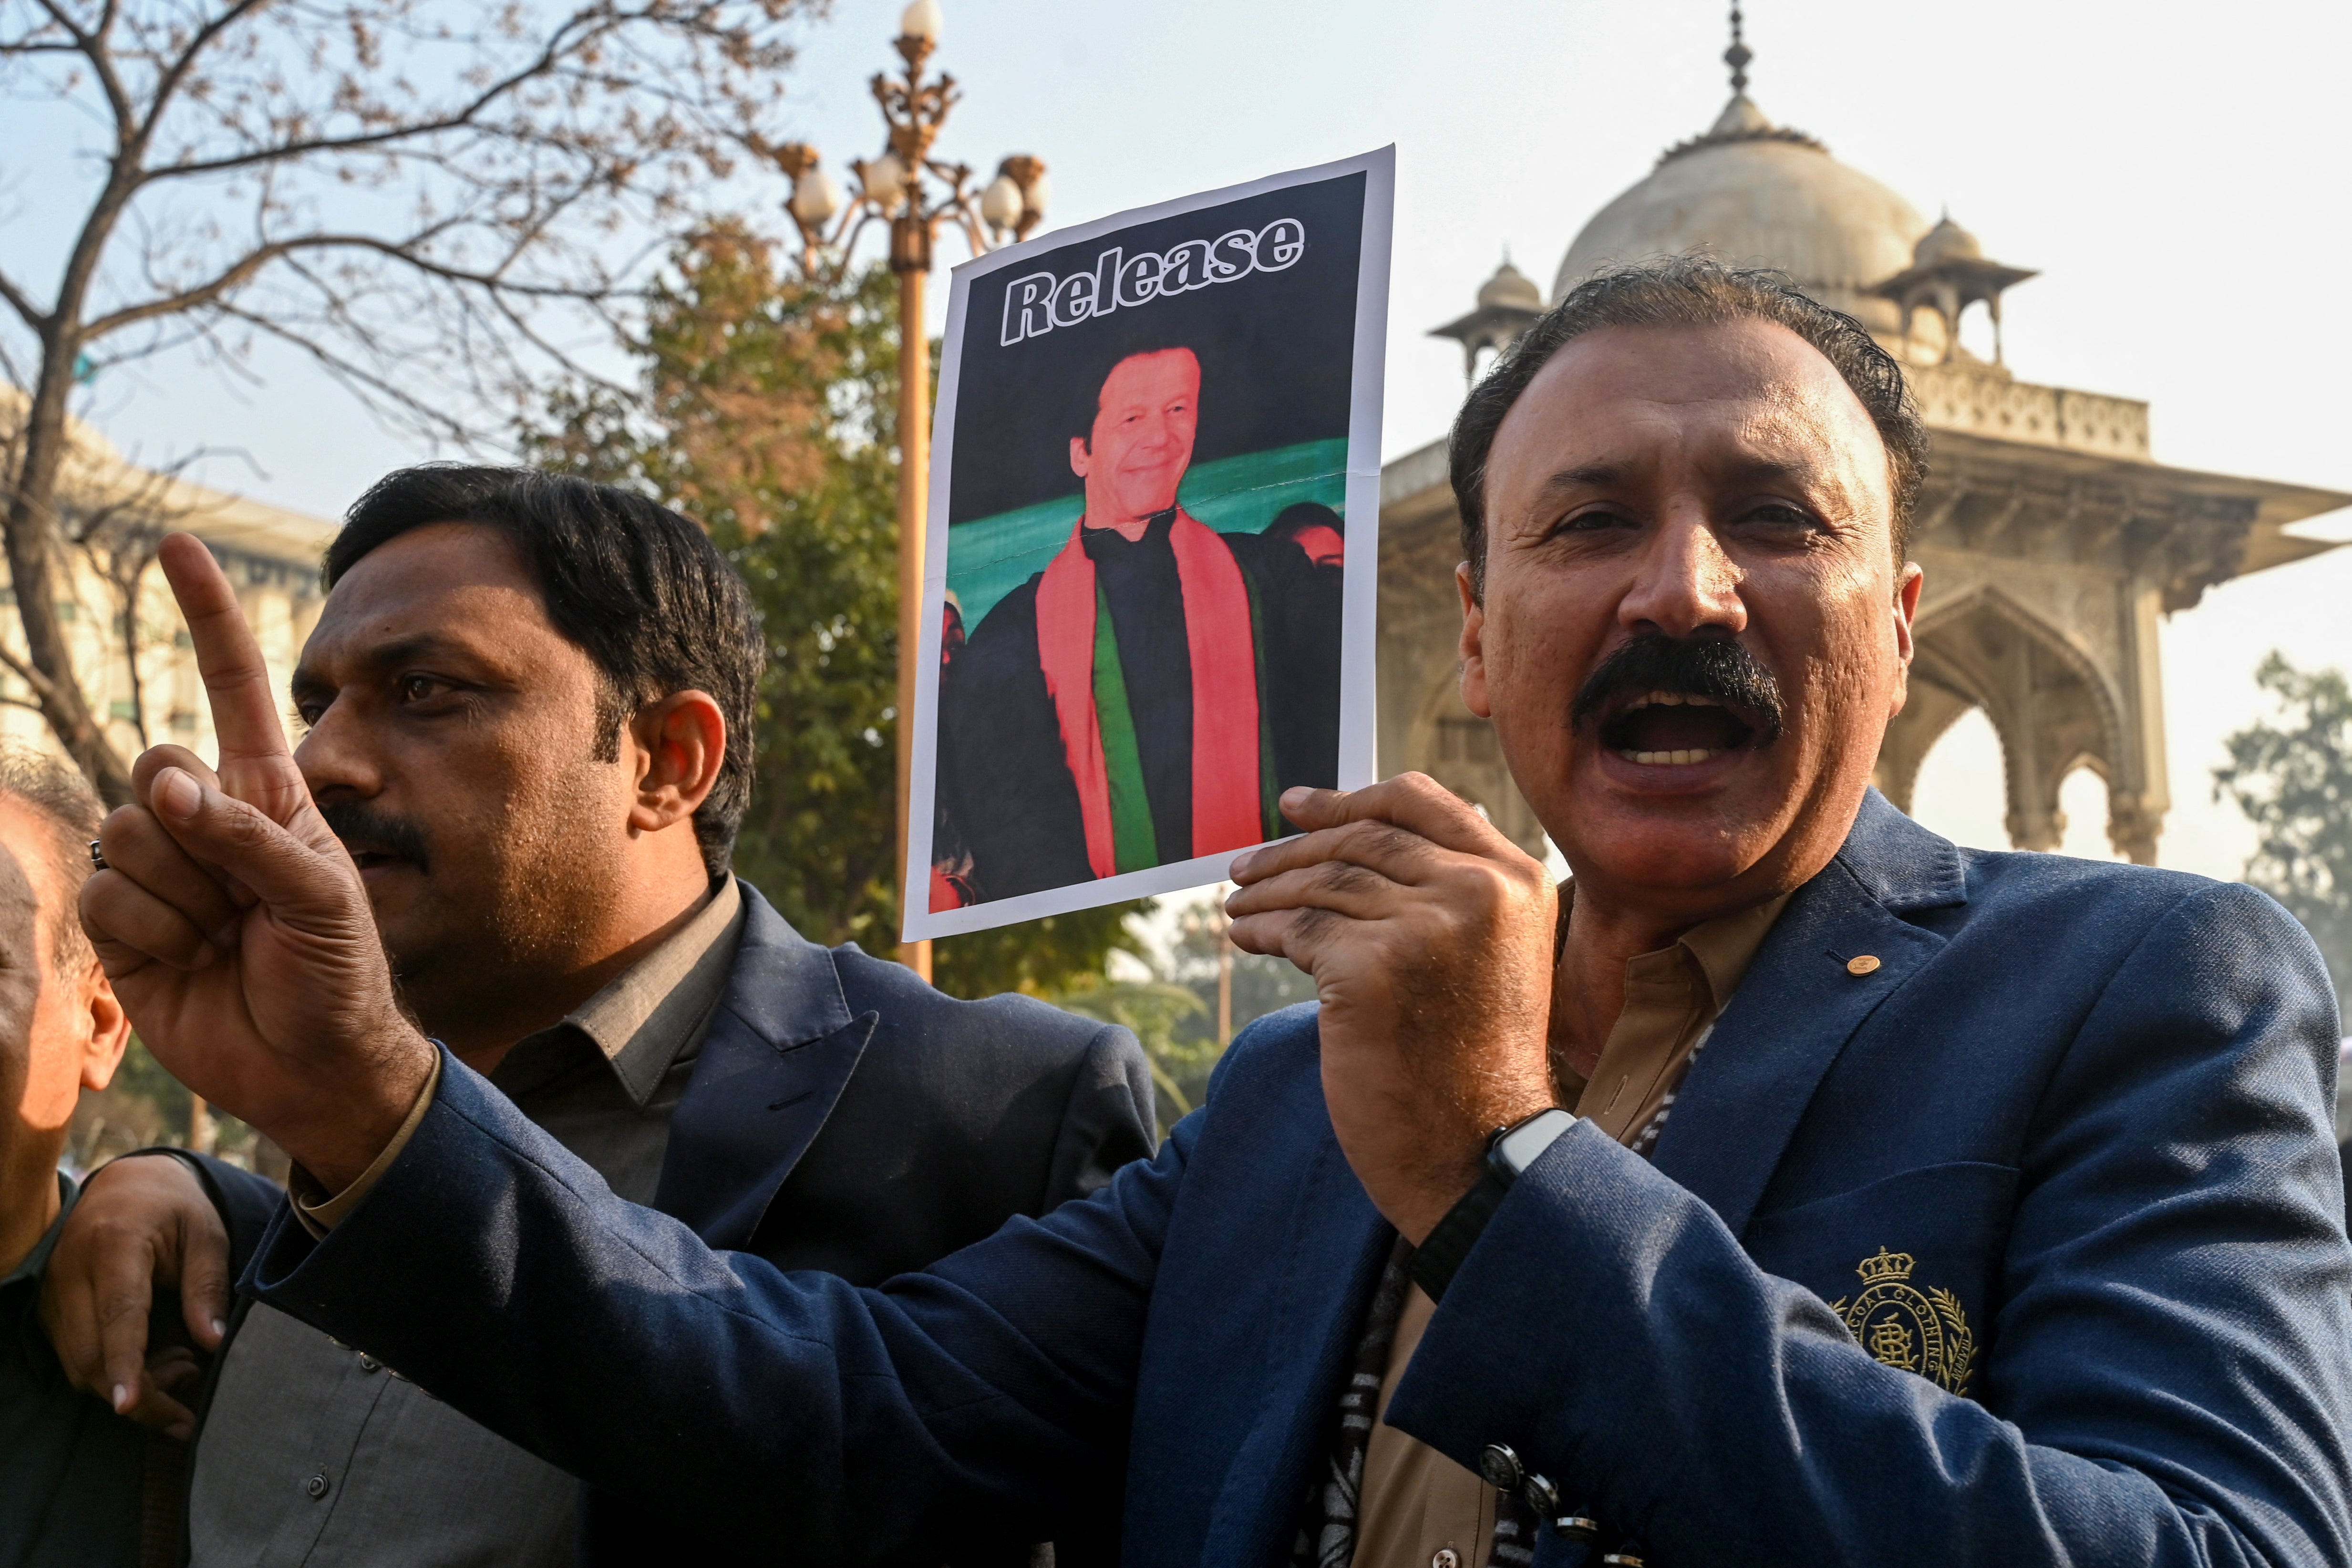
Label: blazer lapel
xmin=653 ymin=884 xmax=872 ymax=1251
xmin=1651 ymin=792 xmax=1966 ymax=1240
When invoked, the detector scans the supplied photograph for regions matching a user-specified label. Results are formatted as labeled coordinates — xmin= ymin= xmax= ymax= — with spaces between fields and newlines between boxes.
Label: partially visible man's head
xmin=1449 ymin=258 xmax=1929 ymax=916
xmin=1071 ymin=346 xmax=1201 ymax=529
xmin=0 ymin=747 xmax=126 ymax=1177
xmin=299 ymin=466 xmax=761 ymax=1029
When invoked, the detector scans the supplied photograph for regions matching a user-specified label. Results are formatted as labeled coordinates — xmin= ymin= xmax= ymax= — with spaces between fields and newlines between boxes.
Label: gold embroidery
xmin=1828 ymin=1247 xmax=1977 ymax=1397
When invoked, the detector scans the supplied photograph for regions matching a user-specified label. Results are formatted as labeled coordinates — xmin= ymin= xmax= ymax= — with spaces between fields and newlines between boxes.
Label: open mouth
xmin=1598 ymin=689 xmax=1760 ymax=767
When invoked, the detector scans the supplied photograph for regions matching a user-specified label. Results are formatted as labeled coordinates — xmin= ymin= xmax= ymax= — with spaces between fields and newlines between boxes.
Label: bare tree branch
xmin=0 ymin=266 xmax=42 ymax=330
xmin=0 ymin=0 xmax=818 ymax=797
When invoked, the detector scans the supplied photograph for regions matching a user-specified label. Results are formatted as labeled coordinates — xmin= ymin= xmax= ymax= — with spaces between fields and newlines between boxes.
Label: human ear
xmin=1070 ymin=436 xmax=1092 ymax=478
xmin=1456 ymin=561 xmax=1494 ymax=719
xmin=627 ymin=691 xmax=727 ymax=835
xmin=76 ymin=961 xmax=131 ymax=1094
xmin=1886 ymin=561 xmax=1925 ymax=716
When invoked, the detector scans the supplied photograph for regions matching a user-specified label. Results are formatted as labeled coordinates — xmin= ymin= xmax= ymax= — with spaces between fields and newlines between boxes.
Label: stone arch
xmin=1876 ymin=585 xmax=2144 ymax=856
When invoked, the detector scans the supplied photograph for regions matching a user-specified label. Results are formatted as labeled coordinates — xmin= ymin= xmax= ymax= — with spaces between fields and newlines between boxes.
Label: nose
xmin=1616 ymin=505 xmax=1746 ymax=641
xmin=292 ymin=694 xmax=382 ymax=805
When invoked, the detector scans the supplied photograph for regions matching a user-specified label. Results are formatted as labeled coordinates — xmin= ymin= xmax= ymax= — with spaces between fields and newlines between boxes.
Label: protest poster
xmin=904 ymin=146 xmax=1393 ymax=940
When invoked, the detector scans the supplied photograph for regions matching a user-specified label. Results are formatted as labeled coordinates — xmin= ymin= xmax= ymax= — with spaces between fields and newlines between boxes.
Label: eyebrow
xmin=1535 ymin=454 xmax=1818 ymax=497
xmin=1535 ymin=462 xmax=1627 ymax=495
xmin=290 ymin=633 xmax=482 ymax=702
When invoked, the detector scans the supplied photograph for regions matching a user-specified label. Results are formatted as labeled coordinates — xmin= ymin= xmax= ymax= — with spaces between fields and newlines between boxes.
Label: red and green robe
xmin=936 ymin=506 xmax=1343 ymax=905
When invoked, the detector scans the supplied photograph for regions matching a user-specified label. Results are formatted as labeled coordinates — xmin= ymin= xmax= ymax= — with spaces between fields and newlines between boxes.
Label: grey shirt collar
xmin=504 ymin=877 xmax=746 ymax=1110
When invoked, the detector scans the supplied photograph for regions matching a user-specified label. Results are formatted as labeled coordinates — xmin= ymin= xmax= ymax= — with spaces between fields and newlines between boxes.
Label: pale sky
xmin=13 ymin=0 xmax=2350 ymax=883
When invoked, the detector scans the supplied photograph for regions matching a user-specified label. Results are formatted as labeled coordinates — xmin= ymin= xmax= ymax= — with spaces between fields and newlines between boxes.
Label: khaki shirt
xmin=1352 ymin=888 xmax=1792 ymax=1568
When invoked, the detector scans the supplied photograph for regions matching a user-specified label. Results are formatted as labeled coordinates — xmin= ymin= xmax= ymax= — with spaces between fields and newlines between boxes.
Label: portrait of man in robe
xmin=915 ymin=162 xmax=1380 ymax=921
xmin=935 ymin=331 xmax=1346 ymax=907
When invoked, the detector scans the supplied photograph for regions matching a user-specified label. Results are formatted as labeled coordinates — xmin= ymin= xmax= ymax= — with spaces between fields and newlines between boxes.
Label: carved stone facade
xmin=1379 ymin=94 xmax=2349 ymax=866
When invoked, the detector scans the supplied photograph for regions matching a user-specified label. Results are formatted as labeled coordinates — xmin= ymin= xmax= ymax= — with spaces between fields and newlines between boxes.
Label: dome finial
xmin=1725 ymin=2 xmax=1753 ymax=94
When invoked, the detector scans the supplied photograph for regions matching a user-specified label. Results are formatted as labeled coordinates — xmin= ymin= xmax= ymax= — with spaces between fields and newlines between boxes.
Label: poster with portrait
xmin=904 ymin=147 xmax=1393 ymax=940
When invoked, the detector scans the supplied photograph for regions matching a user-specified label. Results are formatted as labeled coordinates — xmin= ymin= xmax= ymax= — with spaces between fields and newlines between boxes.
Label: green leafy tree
xmin=2215 ymin=652 xmax=2352 ymax=1012
xmin=524 ymin=224 xmax=1139 ymax=997
xmin=1054 ymin=899 xmax=1317 ymax=1130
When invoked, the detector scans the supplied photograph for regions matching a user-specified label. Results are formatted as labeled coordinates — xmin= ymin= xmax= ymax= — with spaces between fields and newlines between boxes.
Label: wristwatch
xmin=1406 ymin=1106 xmax=1578 ymax=1302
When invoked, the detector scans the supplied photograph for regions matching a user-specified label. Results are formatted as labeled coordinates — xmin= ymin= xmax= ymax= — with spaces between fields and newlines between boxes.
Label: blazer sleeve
xmin=1389 ymin=881 xmax=2352 ymax=1568
xmin=247 ymin=1043 xmax=1184 ymax=1562
xmin=1041 ymin=1023 xmax=1158 ymax=1208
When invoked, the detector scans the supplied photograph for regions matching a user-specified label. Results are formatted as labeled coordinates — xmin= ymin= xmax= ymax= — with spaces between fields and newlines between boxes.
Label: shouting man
xmin=83 ymin=264 xmax=2352 ymax=1567
xmin=45 ymin=467 xmax=1151 ymax=1566
xmin=938 ymin=340 xmax=1343 ymax=902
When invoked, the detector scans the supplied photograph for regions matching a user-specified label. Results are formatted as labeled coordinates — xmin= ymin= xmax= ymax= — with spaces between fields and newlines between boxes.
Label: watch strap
xmin=1407 ymin=1107 xmax=1576 ymax=1303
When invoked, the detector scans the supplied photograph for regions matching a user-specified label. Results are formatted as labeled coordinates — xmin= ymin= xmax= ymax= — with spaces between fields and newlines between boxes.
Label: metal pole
xmin=1215 ymin=887 xmax=1233 ymax=1043
xmin=895 ymin=256 xmax=933 ymax=982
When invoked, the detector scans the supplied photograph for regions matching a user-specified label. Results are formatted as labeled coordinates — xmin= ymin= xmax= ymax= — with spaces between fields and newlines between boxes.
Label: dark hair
xmin=326 ymin=465 xmax=762 ymax=881
xmin=1451 ymin=256 xmax=1929 ymax=598
xmin=0 ymin=743 xmax=104 ymax=967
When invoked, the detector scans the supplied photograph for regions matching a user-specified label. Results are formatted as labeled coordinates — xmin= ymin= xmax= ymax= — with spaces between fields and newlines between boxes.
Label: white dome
xmin=1553 ymin=96 xmax=1941 ymax=352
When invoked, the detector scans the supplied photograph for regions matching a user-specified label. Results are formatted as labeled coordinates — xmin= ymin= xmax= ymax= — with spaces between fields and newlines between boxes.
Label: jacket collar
xmin=651 ymin=882 xmax=874 ymax=1250
xmin=1649 ymin=790 xmax=1964 ymax=1238
xmin=1830 ymin=786 xmax=1969 ymax=916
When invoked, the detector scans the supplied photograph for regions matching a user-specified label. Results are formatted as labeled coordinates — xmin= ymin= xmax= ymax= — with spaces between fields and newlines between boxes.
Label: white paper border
xmin=903 ymin=145 xmax=1395 ymax=942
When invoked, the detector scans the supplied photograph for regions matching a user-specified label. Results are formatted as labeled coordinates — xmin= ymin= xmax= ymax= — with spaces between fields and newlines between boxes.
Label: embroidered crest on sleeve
xmin=1828 ymin=1247 xmax=1978 ymax=1397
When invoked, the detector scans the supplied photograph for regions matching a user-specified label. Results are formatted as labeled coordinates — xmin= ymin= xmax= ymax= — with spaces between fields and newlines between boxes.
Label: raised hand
xmin=79 ymin=535 xmax=431 ymax=1190
xmin=1224 ymin=774 xmax=1560 ymax=1242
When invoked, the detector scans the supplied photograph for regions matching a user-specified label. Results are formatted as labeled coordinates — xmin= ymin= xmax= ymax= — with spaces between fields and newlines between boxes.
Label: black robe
xmin=938 ymin=510 xmax=1343 ymax=903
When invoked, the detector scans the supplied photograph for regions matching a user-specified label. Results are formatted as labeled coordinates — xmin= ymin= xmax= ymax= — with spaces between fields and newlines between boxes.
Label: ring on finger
xmin=88 ymin=839 xmax=107 ymax=871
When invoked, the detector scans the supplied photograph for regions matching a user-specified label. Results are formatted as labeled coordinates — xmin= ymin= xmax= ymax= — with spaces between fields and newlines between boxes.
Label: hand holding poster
xmin=905 ymin=148 xmax=1393 ymax=939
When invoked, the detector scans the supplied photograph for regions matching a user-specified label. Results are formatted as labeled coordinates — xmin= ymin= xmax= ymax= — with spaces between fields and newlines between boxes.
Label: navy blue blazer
xmin=191 ymin=880 xmax=1153 ymax=1560
xmin=248 ymin=796 xmax=2352 ymax=1566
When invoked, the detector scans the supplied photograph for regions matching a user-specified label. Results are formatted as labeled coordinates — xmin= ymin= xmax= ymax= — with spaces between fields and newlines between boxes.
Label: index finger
xmin=157 ymin=533 xmax=291 ymax=768
xmin=1263 ymin=774 xmax=1513 ymax=863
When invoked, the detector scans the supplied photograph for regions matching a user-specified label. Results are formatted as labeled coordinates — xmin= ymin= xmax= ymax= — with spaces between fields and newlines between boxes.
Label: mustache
xmin=1569 ymin=632 xmax=1786 ymax=747
xmin=320 ymin=800 xmax=433 ymax=874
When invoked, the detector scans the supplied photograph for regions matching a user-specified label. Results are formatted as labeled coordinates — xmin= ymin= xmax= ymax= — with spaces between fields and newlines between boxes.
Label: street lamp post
xmin=767 ymin=0 xmax=1047 ymax=980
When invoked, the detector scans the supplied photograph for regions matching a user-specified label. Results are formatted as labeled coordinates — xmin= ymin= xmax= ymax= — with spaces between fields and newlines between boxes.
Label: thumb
xmin=148 ymin=767 xmax=357 ymax=923
xmin=176 ymin=1213 xmax=234 ymax=1351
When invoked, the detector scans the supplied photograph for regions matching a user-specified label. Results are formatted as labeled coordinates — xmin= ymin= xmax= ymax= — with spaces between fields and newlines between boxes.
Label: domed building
xmin=1378 ymin=52 xmax=2348 ymax=864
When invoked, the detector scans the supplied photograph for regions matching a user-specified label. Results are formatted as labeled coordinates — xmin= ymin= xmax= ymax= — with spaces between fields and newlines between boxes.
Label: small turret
xmin=1431 ymin=258 xmax=1547 ymax=382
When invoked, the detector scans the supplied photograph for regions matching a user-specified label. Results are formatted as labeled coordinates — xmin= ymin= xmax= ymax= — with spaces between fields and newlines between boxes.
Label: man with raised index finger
xmin=85 ymin=261 xmax=2352 ymax=1568
xmin=53 ymin=468 xmax=1151 ymax=1567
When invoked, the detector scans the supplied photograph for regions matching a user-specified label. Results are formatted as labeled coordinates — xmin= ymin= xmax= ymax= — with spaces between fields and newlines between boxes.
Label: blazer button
xmin=305 ymin=1472 xmax=331 ymax=1500
xmin=1478 ymin=1443 xmax=1524 ymax=1491
xmin=1521 ymin=1472 xmax=1562 ymax=1516
xmin=1846 ymin=954 xmax=1881 ymax=975
xmin=1431 ymin=1551 xmax=1460 ymax=1568
xmin=358 ymin=1353 xmax=382 ymax=1373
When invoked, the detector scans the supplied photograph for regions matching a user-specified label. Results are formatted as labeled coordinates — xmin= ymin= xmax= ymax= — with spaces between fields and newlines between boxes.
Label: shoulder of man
xmin=813 ymin=937 xmax=1158 ymax=1197
xmin=957 ymin=575 xmax=1043 ymax=658
xmin=823 ymin=939 xmax=1133 ymax=1069
xmin=1851 ymin=836 xmax=2341 ymax=1133
xmin=1926 ymin=842 xmax=2279 ymax=961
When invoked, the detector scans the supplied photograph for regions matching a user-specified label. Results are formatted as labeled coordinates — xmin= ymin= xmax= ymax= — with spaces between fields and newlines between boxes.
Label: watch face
xmin=1494 ymin=1108 xmax=1576 ymax=1177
